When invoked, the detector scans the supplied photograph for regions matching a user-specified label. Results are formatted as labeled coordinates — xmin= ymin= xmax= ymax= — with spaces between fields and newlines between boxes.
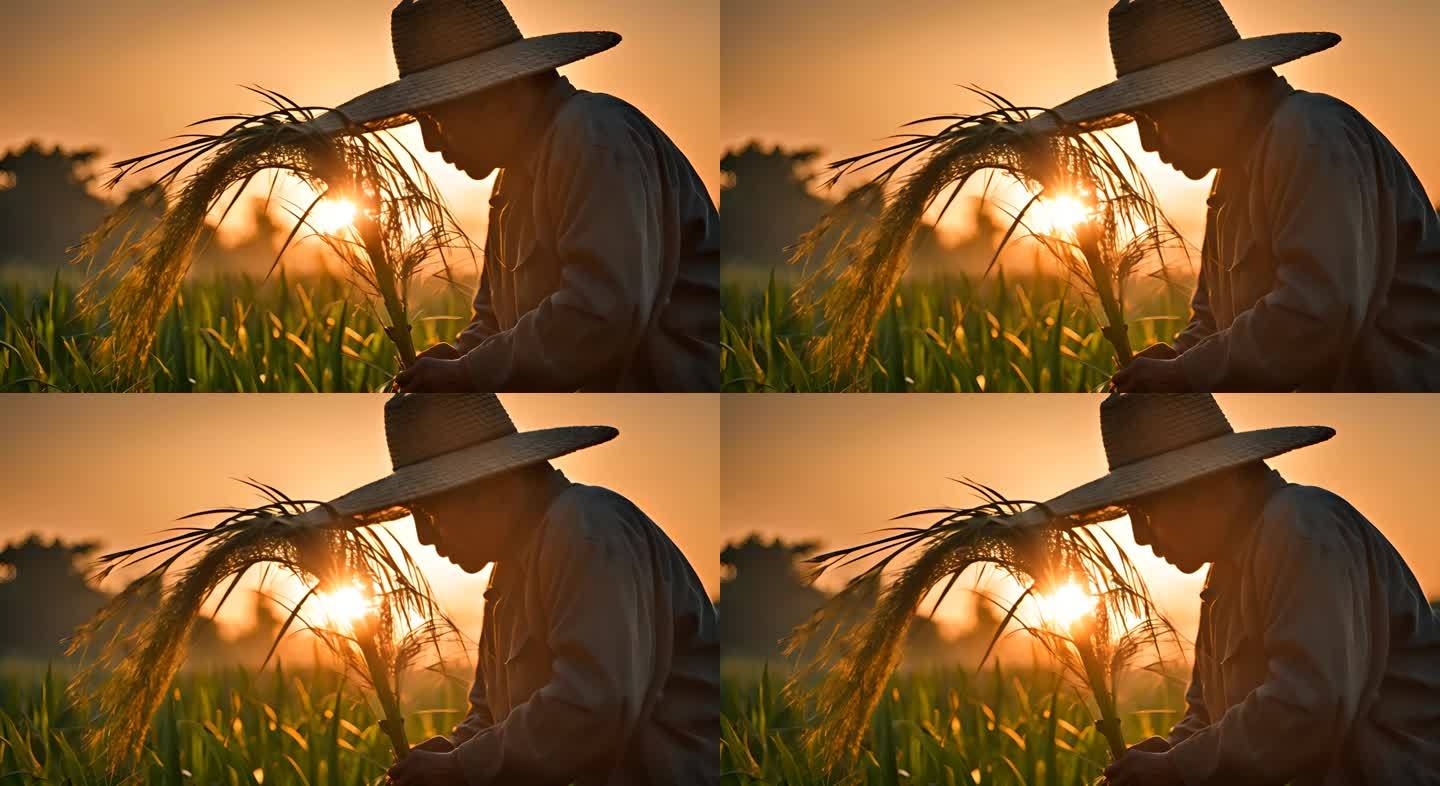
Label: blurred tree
xmin=718 ymin=533 xmax=952 ymax=663
xmin=0 ymin=535 xmax=109 ymax=658
xmin=721 ymin=142 xmax=1004 ymax=277
xmin=0 ymin=141 xmax=320 ymax=276
xmin=0 ymin=143 xmax=111 ymax=267
xmin=0 ymin=533 xmax=225 ymax=662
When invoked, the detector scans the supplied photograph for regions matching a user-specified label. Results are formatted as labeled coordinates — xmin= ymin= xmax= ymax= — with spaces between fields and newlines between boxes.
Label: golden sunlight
xmin=308 ymin=198 xmax=358 ymax=234
xmin=313 ymin=583 xmax=374 ymax=632
xmin=1031 ymin=193 xmax=1095 ymax=236
xmin=1034 ymin=581 xmax=1095 ymax=631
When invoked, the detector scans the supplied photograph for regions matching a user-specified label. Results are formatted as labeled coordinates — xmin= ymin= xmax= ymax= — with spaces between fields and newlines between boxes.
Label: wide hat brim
xmin=291 ymin=424 xmax=618 ymax=528
xmin=1023 ymin=31 xmax=1340 ymax=135
xmin=306 ymin=30 xmax=621 ymax=135
xmin=1004 ymin=424 xmax=1335 ymax=530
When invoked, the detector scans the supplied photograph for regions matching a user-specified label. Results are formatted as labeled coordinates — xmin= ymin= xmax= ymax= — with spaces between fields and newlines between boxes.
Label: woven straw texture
xmin=1018 ymin=0 xmax=1338 ymax=135
xmin=294 ymin=393 xmax=617 ymax=527
xmin=1110 ymin=0 xmax=1241 ymax=76
xmin=393 ymin=0 xmax=523 ymax=76
xmin=1003 ymin=394 xmax=1334 ymax=530
xmin=307 ymin=0 xmax=619 ymax=135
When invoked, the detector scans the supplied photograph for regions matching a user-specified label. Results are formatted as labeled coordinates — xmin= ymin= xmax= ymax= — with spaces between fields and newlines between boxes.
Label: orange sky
xmin=722 ymin=0 xmax=1440 ymax=245
xmin=721 ymin=394 xmax=1440 ymax=638
xmin=1 ymin=0 xmax=718 ymax=248
xmin=0 ymin=394 xmax=719 ymax=636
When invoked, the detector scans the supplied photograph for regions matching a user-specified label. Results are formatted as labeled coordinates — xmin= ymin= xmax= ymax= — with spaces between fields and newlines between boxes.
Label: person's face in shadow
xmin=414 ymin=74 xmax=550 ymax=181
xmin=408 ymin=467 xmax=545 ymax=573
xmin=1125 ymin=467 xmax=1253 ymax=574
xmin=1131 ymin=75 xmax=1261 ymax=181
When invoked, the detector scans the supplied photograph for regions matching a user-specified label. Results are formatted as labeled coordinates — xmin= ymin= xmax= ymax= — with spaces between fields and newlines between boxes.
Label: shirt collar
xmin=1199 ymin=468 xmax=1288 ymax=600
xmin=1206 ymin=77 xmax=1296 ymax=209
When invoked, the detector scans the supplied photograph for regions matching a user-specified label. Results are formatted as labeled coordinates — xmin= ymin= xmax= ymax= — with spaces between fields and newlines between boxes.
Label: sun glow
xmin=312 ymin=583 xmax=375 ymax=633
xmin=1031 ymin=192 xmax=1096 ymax=235
xmin=308 ymin=198 xmax=358 ymax=234
xmin=1034 ymin=581 xmax=1096 ymax=631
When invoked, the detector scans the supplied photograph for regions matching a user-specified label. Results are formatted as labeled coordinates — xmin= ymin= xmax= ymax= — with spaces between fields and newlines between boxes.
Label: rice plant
xmin=792 ymin=88 xmax=1186 ymax=385
xmin=73 ymin=88 xmax=473 ymax=381
xmin=67 ymin=481 xmax=459 ymax=769
xmin=721 ymin=269 xmax=1191 ymax=392
xmin=1 ymin=663 xmax=473 ymax=786
xmin=1 ymin=272 xmax=473 ymax=392
xmin=789 ymin=481 xmax=1175 ymax=772
xmin=722 ymin=661 xmax=1188 ymax=786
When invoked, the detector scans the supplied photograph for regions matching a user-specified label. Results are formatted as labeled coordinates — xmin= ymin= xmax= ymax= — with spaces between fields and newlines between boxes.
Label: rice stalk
xmin=792 ymin=88 xmax=1185 ymax=385
xmin=73 ymin=88 xmax=472 ymax=379
xmin=787 ymin=480 xmax=1175 ymax=770
xmin=66 ymin=480 xmax=459 ymax=767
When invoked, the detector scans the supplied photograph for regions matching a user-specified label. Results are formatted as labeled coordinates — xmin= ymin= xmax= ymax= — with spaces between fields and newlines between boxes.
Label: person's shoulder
xmin=549 ymin=91 xmax=651 ymax=147
xmin=542 ymin=484 xmax=642 ymax=547
xmin=1266 ymin=91 xmax=1368 ymax=144
xmin=1257 ymin=484 xmax=1359 ymax=551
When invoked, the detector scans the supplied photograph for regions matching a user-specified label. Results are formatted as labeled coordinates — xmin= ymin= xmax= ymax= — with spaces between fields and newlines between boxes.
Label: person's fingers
xmin=1130 ymin=735 xmax=1170 ymax=753
xmin=418 ymin=342 xmax=460 ymax=361
xmin=387 ymin=757 xmax=415 ymax=786
xmin=415 ymin=735 xmax=453 ymax=753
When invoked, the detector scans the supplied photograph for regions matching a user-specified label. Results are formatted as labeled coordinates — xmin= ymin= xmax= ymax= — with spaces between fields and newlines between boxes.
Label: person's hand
xmin=386 ymin=748 xmax=465 ymax=786
xmin=1134 ymin=342 xmax=1178 ymax=362
xmin=1103 ymin=746 xmax=1183 ymax=786
xmin=412 ymin=735 xmax=455 ymax=753
xmin=1127 ymin=735 xmax=1172 ymax=754
xmin=1112 ymin=357 xmax=1191 ymax=393
xmin=395 ymin=357 xmax=477 ymax=393
xmin=417 ymin=342 xmax=462 ymax=362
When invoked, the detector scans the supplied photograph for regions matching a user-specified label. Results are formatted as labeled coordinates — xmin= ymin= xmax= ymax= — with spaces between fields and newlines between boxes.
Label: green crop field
xmin=0 ymin=663 xmax=471 ymax=786
xmin=0 ymin=273 xmax=474 ymax=392
xmin=721 ymin=268 xmax=1195 ymax=393
xmin=722 ymin=661 xmax=1188 ymax=786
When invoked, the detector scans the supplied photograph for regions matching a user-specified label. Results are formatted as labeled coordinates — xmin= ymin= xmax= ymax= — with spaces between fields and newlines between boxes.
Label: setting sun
xmin=1034 ymin=581 xmax=1095 ymax=631
xmin=308 ymin=198 xmax=358 ymax=234
xmin=1030 ymin=193 xmax=1095 ymax=236
xmin=312 ymin=583 xmax=374 ymax=632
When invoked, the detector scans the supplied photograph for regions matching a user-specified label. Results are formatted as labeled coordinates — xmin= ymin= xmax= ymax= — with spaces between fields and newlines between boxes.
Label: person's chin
xmin=457 ymin=163 xmax=497 ymax=181
xmin=449 ymin=555 xmax=490 ymax=574
xmin=1169 ymin=160 xmax=1214 ymax=180
xmin=1173 ymin=559 xmax=1205 ymax=574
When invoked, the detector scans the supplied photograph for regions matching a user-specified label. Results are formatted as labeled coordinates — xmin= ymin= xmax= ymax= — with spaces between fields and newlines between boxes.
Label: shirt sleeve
xmin=452 ymin=500 xmax=656 ymax=784
xmin=458 ymin=108 xmax=666 ymax=390
xmin=1166 ymin=494 xmax=1371 ymax=784
xmin=1177 ymin=102 xmax=1381 ymax=391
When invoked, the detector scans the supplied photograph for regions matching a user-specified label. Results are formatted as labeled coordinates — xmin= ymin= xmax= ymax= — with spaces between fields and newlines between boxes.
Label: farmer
xmin=311 ymin=0 xmax=720 ymax=392
xmin=1005 ymin=393 xmax=1440 ymax=785
xmin=301 ymin=394 xmax=718 ymax=785
xmin=1023 ymin=0 xmax=1440 ymax=391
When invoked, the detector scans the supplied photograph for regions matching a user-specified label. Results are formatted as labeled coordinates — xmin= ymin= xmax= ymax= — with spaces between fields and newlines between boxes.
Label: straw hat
xmin=294 ymin=394 xmax=616 ymax=527
xmin=1007 ymin=394 xmax=1333 ymax=530
xmin=1028 ymin=0 xmax=1340 ymax=134
xmin=308 ymin=0 xmax=620 ymax=135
